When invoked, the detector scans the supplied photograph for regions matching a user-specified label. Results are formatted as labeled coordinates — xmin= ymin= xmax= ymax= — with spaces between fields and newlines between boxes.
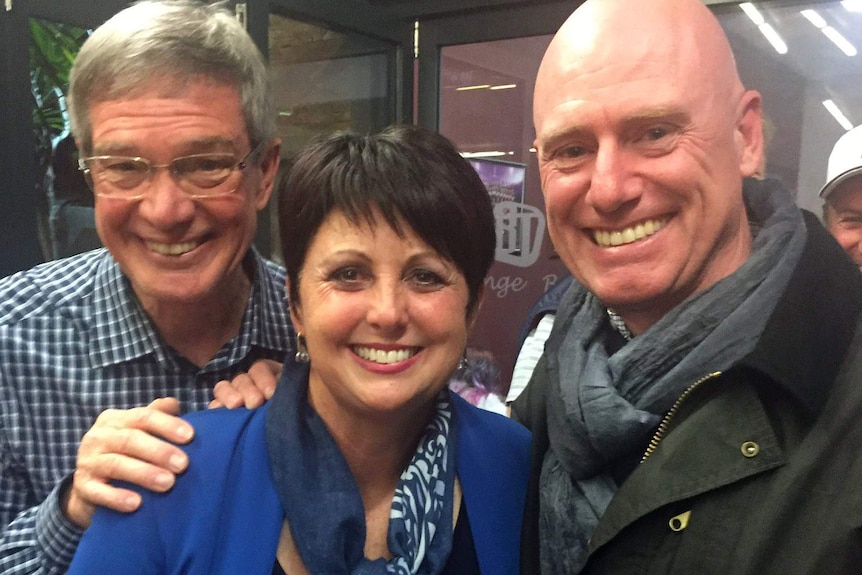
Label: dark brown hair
xmin=277 ymin=124 xmax=495 ymax=316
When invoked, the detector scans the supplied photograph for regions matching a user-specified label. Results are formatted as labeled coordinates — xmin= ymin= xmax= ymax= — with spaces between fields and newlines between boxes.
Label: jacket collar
xmin=742 ymin=205 xmax=862 ymax=416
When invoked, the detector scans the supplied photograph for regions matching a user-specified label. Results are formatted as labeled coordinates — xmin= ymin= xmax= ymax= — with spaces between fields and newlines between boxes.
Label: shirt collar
xmin=89 ymin=248 xmax=292 ymax=371
xmin=201 ymin=249 xmax=293 ymax=373
xmin=89 ymin=253 xmax=166 ymax=369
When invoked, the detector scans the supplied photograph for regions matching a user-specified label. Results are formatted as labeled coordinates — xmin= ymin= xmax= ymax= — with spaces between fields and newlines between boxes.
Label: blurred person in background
xmin=821 ymin=125 xmax=862 ymax=268
xmin=449 ymin=347 xmax=508 ymax=415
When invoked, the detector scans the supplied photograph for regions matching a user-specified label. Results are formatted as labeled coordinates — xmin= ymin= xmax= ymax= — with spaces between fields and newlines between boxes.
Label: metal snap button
xmin=741 ymin=441 xmax=760 ymax=458
xmin=669 ymin=510 xmax=691 ymax=532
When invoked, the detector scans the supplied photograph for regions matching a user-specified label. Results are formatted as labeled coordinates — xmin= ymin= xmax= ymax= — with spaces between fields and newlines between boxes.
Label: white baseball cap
xmin=820 ymin=125 xmax=862 ymax=199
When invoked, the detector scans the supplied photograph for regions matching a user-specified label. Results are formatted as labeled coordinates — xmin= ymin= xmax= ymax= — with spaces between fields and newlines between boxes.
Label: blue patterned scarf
xmin=266 ymin=359 xmax=457 ymax=574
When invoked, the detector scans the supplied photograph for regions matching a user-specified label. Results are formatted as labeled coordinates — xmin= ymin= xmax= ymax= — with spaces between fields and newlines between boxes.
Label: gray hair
xmin=69 ymin=0 xmax=273 ymax=153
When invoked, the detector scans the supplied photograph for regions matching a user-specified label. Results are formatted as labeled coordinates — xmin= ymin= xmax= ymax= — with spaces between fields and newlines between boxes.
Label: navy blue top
xmin=270 ymin=501 xmax=479 ymax=575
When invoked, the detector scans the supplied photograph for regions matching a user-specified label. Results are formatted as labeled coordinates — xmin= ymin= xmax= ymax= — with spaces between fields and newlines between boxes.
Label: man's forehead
xmin=536 ymin=101 xmax=687 ymax=143
xmin=536 ymin=15 xmax=714 ymax=110
xmin=829 ymin=178 xmax=862 ymax=209
xmin=92 ymin=137 xmax=240 ymax=156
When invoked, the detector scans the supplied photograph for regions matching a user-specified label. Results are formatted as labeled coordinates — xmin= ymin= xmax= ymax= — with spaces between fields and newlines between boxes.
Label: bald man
xmin=511 ymin=0 xmax=862 ymax=573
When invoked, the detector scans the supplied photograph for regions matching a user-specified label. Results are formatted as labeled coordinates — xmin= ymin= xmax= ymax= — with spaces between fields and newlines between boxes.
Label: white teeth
xmin=354 ymin=346 xmax=417 ymax=364
xmin=146 ymin=241 xmax=200 ymax=256
xmin=593 ymin=219 xmax=667 ymax=248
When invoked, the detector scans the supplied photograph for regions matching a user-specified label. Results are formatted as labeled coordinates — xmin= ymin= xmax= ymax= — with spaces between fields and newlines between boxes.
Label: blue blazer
xmin=68 ymin=393 xmax=530 ymax=574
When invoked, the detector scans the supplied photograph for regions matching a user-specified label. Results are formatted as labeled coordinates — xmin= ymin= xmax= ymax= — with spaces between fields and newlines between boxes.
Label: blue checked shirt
xmin=0 ymin=248 xmax=293 ymax=574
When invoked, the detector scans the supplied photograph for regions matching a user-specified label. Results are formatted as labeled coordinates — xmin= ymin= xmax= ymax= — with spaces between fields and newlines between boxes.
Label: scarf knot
xmin=266 ymin=360 xmax=457 ymax=575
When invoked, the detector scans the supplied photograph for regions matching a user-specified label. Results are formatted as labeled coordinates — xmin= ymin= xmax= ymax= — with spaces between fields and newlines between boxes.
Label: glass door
xmin=0 ymin=0 xmax=127 ymax=276
xmin=263 ymin=5 xmax=409 ymax=262
xmin=416 ymin=3 xmax=575 ymax=390
xmin=30 ymin=17 xmax=96 ymax=261
xmin=709 ymin=0 xmax=862 ymax=214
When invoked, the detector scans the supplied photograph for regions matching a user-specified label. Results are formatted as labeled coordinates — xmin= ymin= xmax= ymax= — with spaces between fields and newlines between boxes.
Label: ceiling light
xmin=842 ymin=0 xmax=862 ymax=12
xmin=800 ymin=9 xmax=827 ymax=28
xmin=822 ymin=27 xmax=858 ymax=56
xmin=456 ymin=84 xmax=491 ymax=91
xmin=758 ymin=23 xmax=788 ymax=54
xmin=740 ymin=3 xmax=765 ymax=25
xmin=823 ymin=99 xmax=854 ymax=131
xmin=801 ymin=9 xmax=858 ymax=56
xmin=741 ymin=4 xmax=787 ymax=55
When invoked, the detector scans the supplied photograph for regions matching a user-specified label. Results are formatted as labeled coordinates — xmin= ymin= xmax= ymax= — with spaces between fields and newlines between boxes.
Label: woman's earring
xmin=457 ymin=349 xmax=469 ymax=371
xmin=294 ymin=333 xmax=310 ymax=364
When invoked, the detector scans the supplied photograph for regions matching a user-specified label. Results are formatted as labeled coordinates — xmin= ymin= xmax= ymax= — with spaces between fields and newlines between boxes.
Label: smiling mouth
xmin=354 ymin=346 xmax=419 ymax=365
xmin=593 ymin=218 xmax=668 ymax=247
xmin=145 ymin=240 xmax=202 ymax=256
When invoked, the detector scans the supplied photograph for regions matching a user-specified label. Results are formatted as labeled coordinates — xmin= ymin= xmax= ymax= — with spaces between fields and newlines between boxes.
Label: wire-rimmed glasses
xmin=77 ymin=141 xmax=265 ymax=200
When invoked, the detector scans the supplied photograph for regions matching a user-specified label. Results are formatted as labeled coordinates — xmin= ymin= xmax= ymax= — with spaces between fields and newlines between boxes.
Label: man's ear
xmin=254 ymin=139 xmax=281 ymax=210
xmin=735 ymin=90 xmax=765 ymax=178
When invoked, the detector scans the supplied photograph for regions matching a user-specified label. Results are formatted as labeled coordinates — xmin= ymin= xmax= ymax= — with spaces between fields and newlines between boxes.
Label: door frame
xmin=267 ymin=0 xmax=415 ymax=124
xmin=415 ymin=1 xmax=580 ymax=131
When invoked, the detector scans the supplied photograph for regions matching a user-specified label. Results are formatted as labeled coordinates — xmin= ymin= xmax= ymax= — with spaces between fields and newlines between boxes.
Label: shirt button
xmin=741 ymin=441 xmax=760 ymax=458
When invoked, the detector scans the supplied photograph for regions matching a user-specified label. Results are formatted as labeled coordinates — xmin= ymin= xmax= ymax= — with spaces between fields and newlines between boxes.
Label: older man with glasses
xmin=0 ymin=2 xmax=294 ymax=574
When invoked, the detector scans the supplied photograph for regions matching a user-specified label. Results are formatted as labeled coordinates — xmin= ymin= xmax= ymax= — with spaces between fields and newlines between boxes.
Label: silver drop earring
xmin=457 ymin=349 xmax=469 ymax=371
xmin=294 ymin=333 xmax=310 ymax=364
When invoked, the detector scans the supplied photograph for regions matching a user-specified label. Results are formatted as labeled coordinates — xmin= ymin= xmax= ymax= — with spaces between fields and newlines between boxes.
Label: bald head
xmin=535 ymin=0 xmax=744 ymax=131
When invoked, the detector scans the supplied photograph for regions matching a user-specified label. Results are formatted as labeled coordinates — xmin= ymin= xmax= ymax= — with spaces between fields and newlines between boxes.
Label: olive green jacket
xmin=514 ymin=210 xmax=862 ymax=574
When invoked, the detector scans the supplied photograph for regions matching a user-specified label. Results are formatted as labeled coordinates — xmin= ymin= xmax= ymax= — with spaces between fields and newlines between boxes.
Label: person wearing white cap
xmin=821 ymin=125 xmax=862 ymax=267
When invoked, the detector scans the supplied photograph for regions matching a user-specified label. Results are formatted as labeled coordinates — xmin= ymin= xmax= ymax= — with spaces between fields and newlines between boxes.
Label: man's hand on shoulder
xmin=209 ymin=359 xmax=282 ymax=409
xmin=63 ymin=397 xmax=193 ymax=529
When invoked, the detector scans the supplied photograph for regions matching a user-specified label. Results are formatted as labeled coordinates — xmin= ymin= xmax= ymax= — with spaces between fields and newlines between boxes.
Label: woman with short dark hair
xmin=69 ymin=125 xmax=530 ymax=575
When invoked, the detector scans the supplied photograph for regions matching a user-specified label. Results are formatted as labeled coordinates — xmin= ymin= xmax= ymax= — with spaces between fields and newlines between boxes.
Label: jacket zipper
xmin=640 ymin=371 xmax=722 ymax=463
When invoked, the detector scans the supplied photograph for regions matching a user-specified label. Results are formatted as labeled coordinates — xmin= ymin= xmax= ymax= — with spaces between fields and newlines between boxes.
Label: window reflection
xmin=30 ymin=18 xmax=98 ymax=262
xmin=436 ymin=0 xmax=862 ymax=387
xmin=267 ymin=13 xmax=395 ymax=262
xmin=716 ymin=0 xmax=862 ymax=214
xmin=268 ymin=13 xmax=392 ymax=158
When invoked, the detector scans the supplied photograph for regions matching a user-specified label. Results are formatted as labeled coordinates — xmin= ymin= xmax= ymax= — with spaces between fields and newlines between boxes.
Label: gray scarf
xmin=539 ymin=178 xmax=807 ymax=574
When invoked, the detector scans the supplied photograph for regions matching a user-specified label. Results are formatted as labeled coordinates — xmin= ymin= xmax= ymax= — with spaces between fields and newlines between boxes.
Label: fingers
xmin=80 ymin=421 xmax=191 ymax=478
xmin=67 ymin=471 xmax=141 ymax=516
xmin=248 ymin=359 xmax=282 ymax=400
xmin=210 ymin=360 xmax=282 ymax=409
xmin=148 ymin=396 xmax=181 ymax=417
xmin=63 ymin=404 xmax=195 ymax=528
xmin=107 ymin=401 xmax=194 ymax=445
xmin=210 ymin=379 xmax=248 ymax=409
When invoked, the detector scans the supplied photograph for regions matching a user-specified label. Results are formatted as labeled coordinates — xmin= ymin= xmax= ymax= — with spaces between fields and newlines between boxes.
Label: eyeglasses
xmin=77 ymin=141 xmax=264 ymax=200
